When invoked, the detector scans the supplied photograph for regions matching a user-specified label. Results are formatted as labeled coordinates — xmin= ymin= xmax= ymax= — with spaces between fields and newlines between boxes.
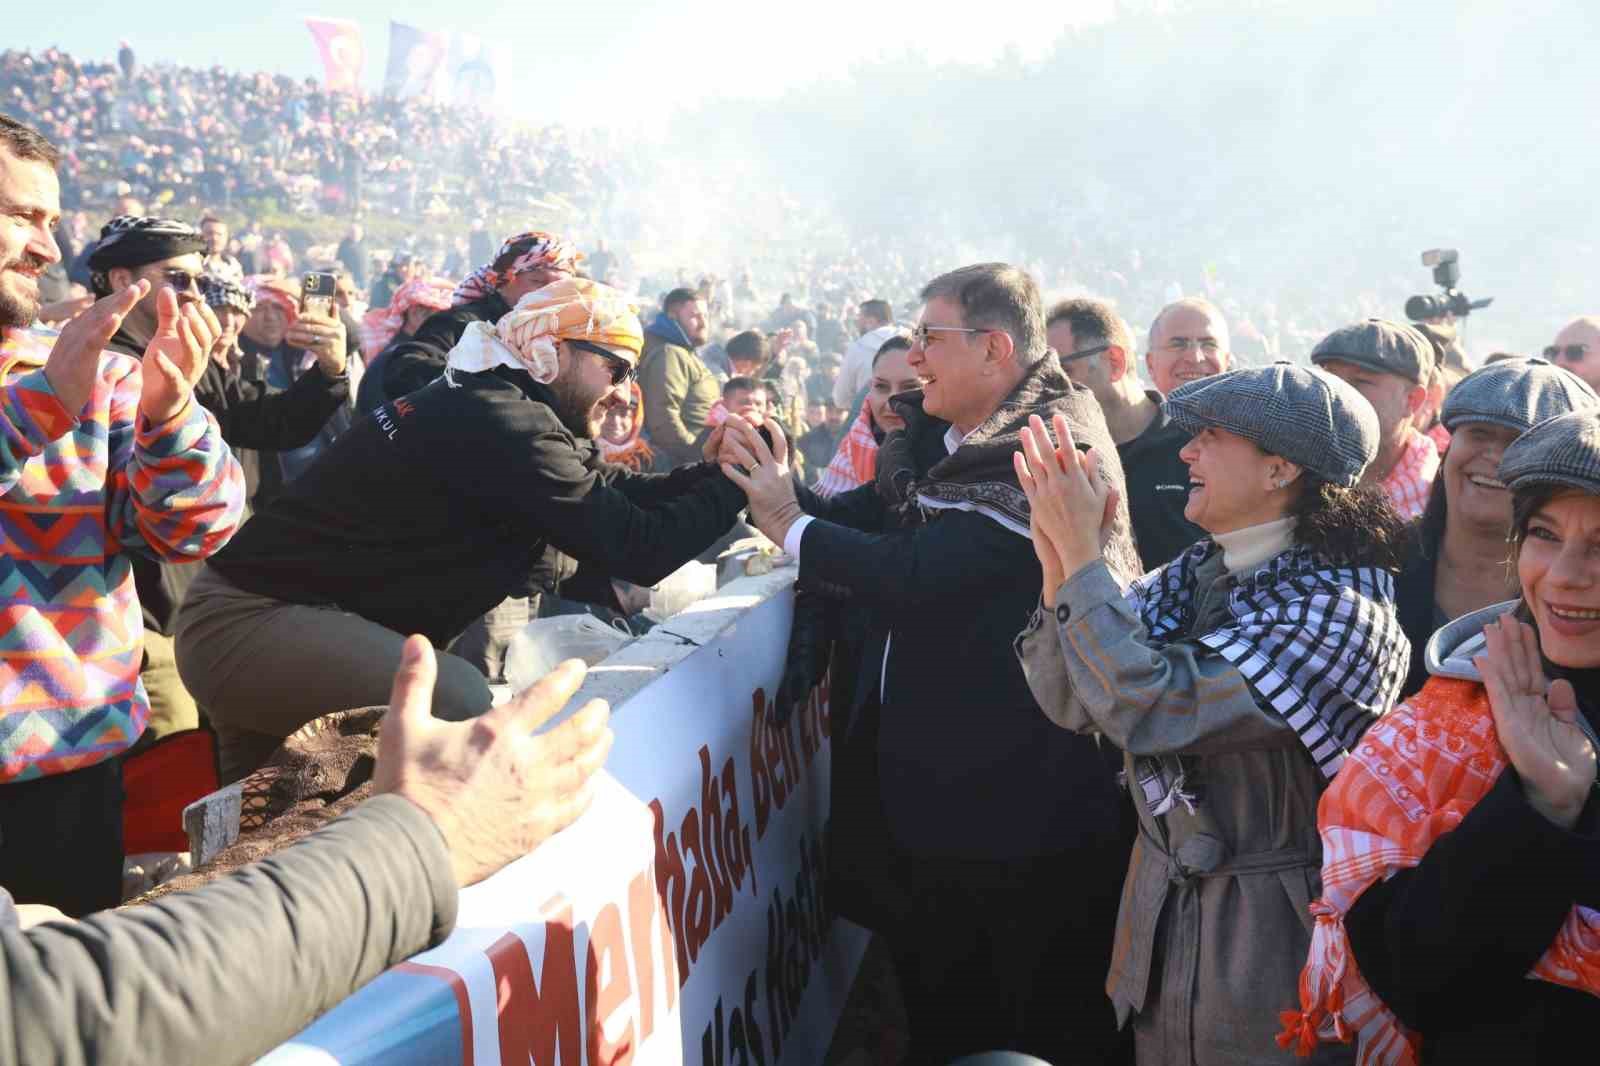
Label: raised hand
xmin=1014 ymin=412 xmax=1116 ymax=585
xmin=284 ymin=307 xmax=348 ymax=376
xmin=373 ymin=637 xmax=614 ymax=887
xmin=139 ymin=286 xmax=219 ymax=424
xmin=43 ymin=281 xmax=150 ymax=418
xmin=1475 ymin=614 xmax=1597 ymax=829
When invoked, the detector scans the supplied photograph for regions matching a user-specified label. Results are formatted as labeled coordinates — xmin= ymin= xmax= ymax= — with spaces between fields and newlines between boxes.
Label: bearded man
xmin=175 ymin=277 xmax=753 ymax=783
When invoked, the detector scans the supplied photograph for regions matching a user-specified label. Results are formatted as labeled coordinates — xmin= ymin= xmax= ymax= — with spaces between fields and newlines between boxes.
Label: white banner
xmin=259 ymin=576 xmax=868 ymax=1066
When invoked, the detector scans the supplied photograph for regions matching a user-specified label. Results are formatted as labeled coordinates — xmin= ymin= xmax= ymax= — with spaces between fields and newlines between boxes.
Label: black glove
xmin=774 ymin=583 xmax=833 ymax=726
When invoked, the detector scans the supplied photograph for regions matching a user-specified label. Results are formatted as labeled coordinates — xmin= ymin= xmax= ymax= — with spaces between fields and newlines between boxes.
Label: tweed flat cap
xmin=1442 ymin=357 xmax=1599 ymax=434
xmin=1499 ymin=411 xmax=1600 ymax=496
xmin=1164 ymin=362 xmax=1379 ymax=487
xmin=1310 ymin=318 xmax=1435 ymax=384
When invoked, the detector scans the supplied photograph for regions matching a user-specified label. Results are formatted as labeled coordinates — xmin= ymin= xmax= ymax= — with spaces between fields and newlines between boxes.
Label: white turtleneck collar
xmin=1212 ymin=516 xmax=1296 ymax=576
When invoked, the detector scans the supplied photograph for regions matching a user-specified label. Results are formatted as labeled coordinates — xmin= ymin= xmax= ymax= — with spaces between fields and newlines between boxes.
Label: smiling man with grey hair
xmin=718 ymin=261 xmax=1136 ymax=1064
xmin=1145 ymin=296 xmax=1232 ymax=396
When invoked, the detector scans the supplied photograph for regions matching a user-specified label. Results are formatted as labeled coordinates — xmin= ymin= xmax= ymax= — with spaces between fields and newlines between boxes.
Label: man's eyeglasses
xmin=911 ymin=323 xmax=994 ymax=347
xmin=1543 ymin=343 xmax=1589 ymax=363
xmin=571 ymin=339 xmax=636 ymax=385
xmin=1062 ymin=344 xmax=1110 ymax=363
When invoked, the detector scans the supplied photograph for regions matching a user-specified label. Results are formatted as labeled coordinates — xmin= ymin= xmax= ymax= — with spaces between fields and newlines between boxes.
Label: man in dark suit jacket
xmin=726 ymin=264 xmax=1136 ymax=1066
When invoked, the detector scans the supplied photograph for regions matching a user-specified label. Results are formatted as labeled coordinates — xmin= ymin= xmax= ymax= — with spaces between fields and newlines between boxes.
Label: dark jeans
xmin=886 ymin=848 xmax=1131 ymax=1066
xmin=0 ymin=758 xmax=125 ymax=917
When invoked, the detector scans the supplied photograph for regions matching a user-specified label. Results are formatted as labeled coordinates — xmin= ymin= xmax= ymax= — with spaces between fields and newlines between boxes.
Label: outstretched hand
xmin=1475 ymin=614 xmax=1597 ymax=829
xmin=140 ymin=286 xmax=219 ymax=424
xmin=719 ymin=417 xmax=806 ymax=545
xmin=1013 ymin=413 xmax=1120 ymax=603
xmin=374 ymin=637 xmax=614 ymax=887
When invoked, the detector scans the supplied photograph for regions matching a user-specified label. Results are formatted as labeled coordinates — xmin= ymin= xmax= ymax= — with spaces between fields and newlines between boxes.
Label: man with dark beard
xmin=0 ymin=114 xmax=243 ymax=914
xmin=175 ymin=278 xmax=754 ymax=783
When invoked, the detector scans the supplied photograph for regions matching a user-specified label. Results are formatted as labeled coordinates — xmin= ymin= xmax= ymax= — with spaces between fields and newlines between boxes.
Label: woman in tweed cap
xmin=1394 ymin=357 xmax=1598 ymax=697
xmin=1287 ymin=410 xmax=1600 ymax=1065
xmin=1012 ymin=363 xmax=1412 ymax=1065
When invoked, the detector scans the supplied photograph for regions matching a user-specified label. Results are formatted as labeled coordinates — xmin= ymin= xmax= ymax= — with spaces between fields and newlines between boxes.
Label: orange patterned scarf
xmin=814 ymin=404 xmax=878 ymax=497
xmin=1281 ymin=676 xmax=1600 ymax=1063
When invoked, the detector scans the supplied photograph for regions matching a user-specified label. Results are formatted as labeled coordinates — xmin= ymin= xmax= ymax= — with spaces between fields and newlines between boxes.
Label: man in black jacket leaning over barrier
xmin=176 ymin=276 xmax=754 ymax=783
xmin=725 ymin=263 xmax=1137 ymax=1065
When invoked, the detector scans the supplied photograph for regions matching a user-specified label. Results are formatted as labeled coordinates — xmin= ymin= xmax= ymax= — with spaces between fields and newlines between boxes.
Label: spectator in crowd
xmin=1143 ymin=296 xmax=1231 ymax=396
xmin=812 ymin=331 xmax=916 ymax=496
xmin=468 ymin=218 xmax=494 ymax=265
xmin=370 ymin=229 xmax=579 ymax=410
xmin=85 ymin=215 xmax=232 ymax=738
xmin=194 ymin=273 xmax=353 ymax=506
xmin=726 ymin=328 xmax=805 ymax=451
xmin=2 ymin=638 xmax=613 ymax=1066
xmin=725 ymin=263 xmax=1136 ymax=1065
xmin=354 ymin=274 xmax=454 ymax=408
xmin=1048 ymin=296 xmax=1202 ymax=572
xmin=336 ymin=221 xmax=368 ymax=290
xmin=720 ymin=376 xmax=768 ymax=425
xmin=597 ymin=380 xmax=653 ymax=472
xmin=798 ymin=398 xmax=848 ymax=482
xmin=175 ymin=277 xmax=753 ymax=783
xmin=0 ymin=113 xmax=244 ymax=915
xmin=236 ymin=274 xmax=354 ymax=508
xmin=815 ymin=300 xmax=847 ymax=355
xmin=1014 ymin=362 xmax=1411 ymax=1065
xmin=368 ymin=250 xmax=414 ymax=311
xmin=833 ymin=296 xmax=897 ymax=409
xmin=199 ymin=214 xmax=242 ymax=282
xmin=786 ymin=316 xmax=820 ymax=364
xmin=1544 ymin=316 xmax=1600 ymax=392
xmin=1291 ymin=409 xmax=1600 ymax=1065
xmin=1393 ymin=357 xmax=1598 ymax=696
xmin=1311 ymin=319 xmax=1440 ymax=521
xmin=638 ymin=286 xmax=718 ymax=467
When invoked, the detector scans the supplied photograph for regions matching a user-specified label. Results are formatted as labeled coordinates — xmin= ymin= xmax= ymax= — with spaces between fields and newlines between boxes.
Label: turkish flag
xmin=305 ymin=16 xmax=366 ymax=95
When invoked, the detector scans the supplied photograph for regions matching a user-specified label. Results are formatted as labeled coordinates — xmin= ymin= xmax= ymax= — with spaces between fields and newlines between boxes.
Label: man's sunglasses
xmin=1543 ymin=344 xmax=1589 ymax=363
xmin=570 ymin=339 xmax=636 ymax=385
xmin=1062 ymin=344 xmax=1110 ymax=363
xmin=154 ymin=268 xmax=203 ymax=293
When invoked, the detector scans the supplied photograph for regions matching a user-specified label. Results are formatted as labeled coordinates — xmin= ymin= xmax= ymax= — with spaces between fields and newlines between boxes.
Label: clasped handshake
xmin=705 ymin=414 xmax=807 ymax=548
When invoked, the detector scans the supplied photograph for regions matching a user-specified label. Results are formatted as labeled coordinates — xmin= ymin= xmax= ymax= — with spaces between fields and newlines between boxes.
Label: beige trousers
xmin=175 ymin=566 xmax=493 ymax=783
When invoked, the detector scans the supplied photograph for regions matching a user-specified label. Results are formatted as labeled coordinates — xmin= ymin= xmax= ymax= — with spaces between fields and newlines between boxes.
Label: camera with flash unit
xmin=1404 ymin=249 xmax=1492 ymax=322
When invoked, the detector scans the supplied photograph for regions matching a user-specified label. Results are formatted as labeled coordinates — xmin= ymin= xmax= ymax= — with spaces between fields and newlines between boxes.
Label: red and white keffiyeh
xmin=451 ymin=231 xmax=582 ymax=307
xmin=814 ymin=404 xmax=878 ymax=497
xmin=360 ymin=275 xmax=454 ymax=355
xmin=1279 ymin=676 xmax=1600 ymax=1063
xmin=1380 ymin=428 xmax=1440 ymax=521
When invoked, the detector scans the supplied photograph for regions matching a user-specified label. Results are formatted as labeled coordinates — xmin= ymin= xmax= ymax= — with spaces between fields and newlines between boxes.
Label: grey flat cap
xmin=1164 ymin=362 xmax=1379 ymax=487
xmin=1442 ymin=357 xmax=1599 ymax=434
xmin=1310 ymin=318 xmax=1435 ymax=385
xmin=1499 ymin=411 xmax=1600 ymax=496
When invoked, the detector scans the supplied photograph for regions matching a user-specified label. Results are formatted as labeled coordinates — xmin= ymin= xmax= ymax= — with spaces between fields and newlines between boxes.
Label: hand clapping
xmin=1014 ymin=412 xmax=1120 ymax=605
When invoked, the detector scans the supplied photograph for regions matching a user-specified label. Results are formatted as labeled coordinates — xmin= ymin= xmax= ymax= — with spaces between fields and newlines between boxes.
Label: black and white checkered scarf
xmin=1126 ymin=541 xmax=1408 ymax=817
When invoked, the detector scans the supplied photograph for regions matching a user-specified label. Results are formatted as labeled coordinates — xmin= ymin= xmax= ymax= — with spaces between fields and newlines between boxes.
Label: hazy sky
xmin=11 ymin=0 xmax=1119 ymax=127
